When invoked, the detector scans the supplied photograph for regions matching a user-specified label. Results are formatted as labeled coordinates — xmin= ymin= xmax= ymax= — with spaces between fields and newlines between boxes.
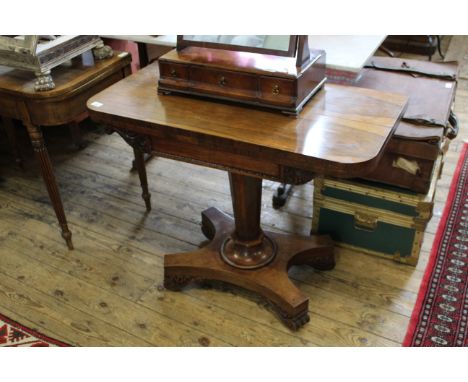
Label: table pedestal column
xmin=220 ymin=173 xmax=276 ymax=269
xmin=164 ymin=172 xmax=335 ymax=330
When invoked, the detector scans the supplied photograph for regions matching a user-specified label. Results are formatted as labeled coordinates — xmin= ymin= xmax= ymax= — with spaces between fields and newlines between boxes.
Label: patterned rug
xmin=0 ymin=313 xmax=69 ymax=347
xmin=403 ymin=143 xmax=468 ymax=346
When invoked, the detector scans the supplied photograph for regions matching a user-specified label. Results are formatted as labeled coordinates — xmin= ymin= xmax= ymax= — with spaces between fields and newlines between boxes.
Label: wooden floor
xmin=0 ymin=37 xmax=467 ymax=346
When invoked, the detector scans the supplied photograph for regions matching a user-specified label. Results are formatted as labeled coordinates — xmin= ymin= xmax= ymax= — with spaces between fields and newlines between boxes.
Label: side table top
xmin=88 ymin=62 xmax=407 ymax=177
xmin=0 ymin=51 xmax=132 ymax=99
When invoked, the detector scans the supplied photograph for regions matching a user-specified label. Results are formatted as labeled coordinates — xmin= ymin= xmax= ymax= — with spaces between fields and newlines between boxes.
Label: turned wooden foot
xmin=165 ymin=207 xmax=334 ymax=330
xmin=61 ymin=228 xmax=74 ymax=250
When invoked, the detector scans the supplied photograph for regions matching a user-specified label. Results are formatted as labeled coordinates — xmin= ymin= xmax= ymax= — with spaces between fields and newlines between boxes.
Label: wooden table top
xmin=0 ymin=51 xmax=131 ymax=99
xmin=87 ymin=62 xmax=407 ymax=177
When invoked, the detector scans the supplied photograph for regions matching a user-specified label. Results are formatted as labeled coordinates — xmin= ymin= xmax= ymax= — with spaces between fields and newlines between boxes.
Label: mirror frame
xmin=177 ymin=35 xmax=299 ymax=57
xmin=0 ymin=35 xmax=38 ymax=54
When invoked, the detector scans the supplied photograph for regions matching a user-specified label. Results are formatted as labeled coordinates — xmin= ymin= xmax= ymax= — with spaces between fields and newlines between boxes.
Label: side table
xmin=0 ymin=51 xmax=132 ymax=249
xmin=87 ymin=63 xmax=407 ymax=329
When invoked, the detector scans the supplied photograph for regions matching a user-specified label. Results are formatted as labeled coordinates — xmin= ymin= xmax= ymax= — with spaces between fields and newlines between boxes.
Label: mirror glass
xmin=178 ymin=35 xmax=297 ymax=57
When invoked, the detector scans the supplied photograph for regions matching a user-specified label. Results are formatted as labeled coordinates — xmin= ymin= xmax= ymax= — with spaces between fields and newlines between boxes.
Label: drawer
xmin=259 ymin=76 xmax=295 ymax=106
xmin=189 ymin=66 xmax=257 ymax=100
xmin=159 ymin=62 xmax=189 ymax=80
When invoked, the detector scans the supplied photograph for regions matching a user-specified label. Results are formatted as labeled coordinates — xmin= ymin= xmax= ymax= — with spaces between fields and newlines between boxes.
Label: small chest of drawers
xmin=158 ymin=47 xmax=326 ymax=115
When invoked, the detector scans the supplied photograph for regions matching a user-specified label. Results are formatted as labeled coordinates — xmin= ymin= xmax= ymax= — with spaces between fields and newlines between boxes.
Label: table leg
xmin=137 ymin=42 xmax=150 ymax=68
xmin=133 ymin=146 xmax=152 ymax=212
xmin=272 ymin=182 xmax=294 ymax=209
xmin=131 ymin=152 xmax=155 ymax=172
xmin=2 ymin=117 xmax=23 ymax=169
xmin=25 ymin=122 xmax=73 ymax=249
xmin=69 ymin=120 xmax=86 ymax=150
xmin=164 ymin=172 xmax=335 ymax=330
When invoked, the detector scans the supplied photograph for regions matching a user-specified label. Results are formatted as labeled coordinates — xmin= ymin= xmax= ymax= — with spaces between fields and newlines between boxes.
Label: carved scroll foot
xmin=164 ymin=274 xmax=198 ymax=291
xmin=201 ymin=207 xmax=230 ymax=241
xmin=34 ymin=71 xmax=55 ymax=92
xmin=93 ymin=40 xmax=114 ymax=60
xmin=273 ymin=305 xmax=310 ymax=331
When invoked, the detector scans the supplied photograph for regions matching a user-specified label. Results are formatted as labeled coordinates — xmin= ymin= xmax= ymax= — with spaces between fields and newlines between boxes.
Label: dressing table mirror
xmin=178 ymin=35 xmax=298 ymax=57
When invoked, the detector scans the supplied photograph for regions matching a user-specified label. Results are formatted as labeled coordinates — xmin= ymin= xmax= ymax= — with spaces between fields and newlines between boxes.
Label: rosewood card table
xmin=87 ymin=62 xmax=407 ymax=330
xmin=0 ymin=51 xmax=132 ymax=249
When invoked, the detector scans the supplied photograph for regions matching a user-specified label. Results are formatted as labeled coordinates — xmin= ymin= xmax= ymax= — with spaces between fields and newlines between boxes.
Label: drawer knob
xmin=170 ymin=69 xmax=177 ymax=77
xmin=272 ymin=85 xmax=280 ymax=95
xmin=219 ymin=76 xmax=227 ymax=87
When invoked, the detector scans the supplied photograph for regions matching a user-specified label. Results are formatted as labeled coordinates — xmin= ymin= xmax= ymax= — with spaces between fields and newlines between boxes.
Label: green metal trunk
xmin=311 ymin=156 xmax=442 ymax=266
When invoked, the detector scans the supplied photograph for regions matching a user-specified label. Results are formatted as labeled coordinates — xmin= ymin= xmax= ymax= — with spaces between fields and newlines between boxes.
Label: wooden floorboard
xmin=0 ymin=39 xmax=467 ymax=346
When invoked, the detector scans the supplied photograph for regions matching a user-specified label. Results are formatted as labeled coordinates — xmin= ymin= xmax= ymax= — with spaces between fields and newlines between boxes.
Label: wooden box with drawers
xmin=157 ymin=39 xmax=326 ymax=115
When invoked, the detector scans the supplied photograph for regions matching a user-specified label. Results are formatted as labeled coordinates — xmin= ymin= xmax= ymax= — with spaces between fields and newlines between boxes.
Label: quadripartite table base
xmin=165 ymin=207 xmax=334 ymax=330
xmin=162 ymin=172 xmax=335 ymax=330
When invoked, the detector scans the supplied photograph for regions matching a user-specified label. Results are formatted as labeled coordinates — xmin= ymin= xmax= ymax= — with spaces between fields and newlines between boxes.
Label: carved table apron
xmin=87 ymin=62 xmax=407 ymax=330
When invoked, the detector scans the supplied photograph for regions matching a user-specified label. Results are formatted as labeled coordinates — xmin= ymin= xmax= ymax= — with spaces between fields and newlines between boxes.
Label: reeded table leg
xmin=25 ymin=122 xmax=73 ymax=249
xmin=164 ymin=172 xmax=335 ymax=330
